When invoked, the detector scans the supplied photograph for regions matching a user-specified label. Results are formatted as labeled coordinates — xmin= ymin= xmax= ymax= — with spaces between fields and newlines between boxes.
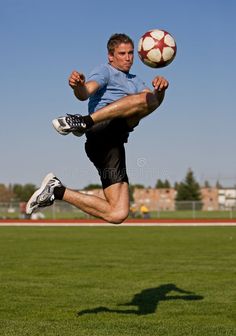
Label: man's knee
xmin=145 ymin=91 xmax=163 ymax=112
xmin=135 ymin=92 xmax=161 ymax=114
xmin=108 ymin=207 xmax=129 ymax=224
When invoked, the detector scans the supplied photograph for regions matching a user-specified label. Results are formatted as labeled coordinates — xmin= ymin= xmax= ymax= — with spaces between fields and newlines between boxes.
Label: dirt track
xmin=0 ymin=218 xmax=236 ymax=226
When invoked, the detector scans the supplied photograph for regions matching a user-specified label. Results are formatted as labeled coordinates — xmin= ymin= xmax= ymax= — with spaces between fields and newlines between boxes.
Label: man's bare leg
xmin=52 ymin=84 xmax=167 ymax=135
xmin=90 ymin=90 xmax=165 ymax=125
xmin=62 ymin=182 xmax=130 ymax=224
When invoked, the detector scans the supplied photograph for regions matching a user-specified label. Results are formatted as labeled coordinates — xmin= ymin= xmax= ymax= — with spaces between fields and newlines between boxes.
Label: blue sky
xmin=1 ymin=0 xmax=236 ymax=188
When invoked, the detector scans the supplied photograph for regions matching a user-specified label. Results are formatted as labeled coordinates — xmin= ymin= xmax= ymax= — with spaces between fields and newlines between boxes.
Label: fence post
xmin=192 ymin=201 xmax=196 ymax=219
xmin=52 ymin=203 xmax=56 ymax=220
xmin=157 ymin=203 xmax=161 ymax=218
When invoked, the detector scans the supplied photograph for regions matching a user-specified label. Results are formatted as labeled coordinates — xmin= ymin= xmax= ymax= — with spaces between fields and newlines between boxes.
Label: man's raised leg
xmin=53 ymin=90 xmax=165 ymax=135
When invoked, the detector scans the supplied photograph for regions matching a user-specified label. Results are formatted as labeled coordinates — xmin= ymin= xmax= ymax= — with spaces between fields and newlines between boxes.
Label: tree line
xmin=0 ymin=169 xmax=223 ymax=203
xmin=0 ymin=183 xmax=36 ymax=203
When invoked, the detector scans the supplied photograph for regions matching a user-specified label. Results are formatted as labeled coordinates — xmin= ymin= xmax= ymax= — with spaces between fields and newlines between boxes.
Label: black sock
xmin=54 ymin=186 xmax=66 ymax=200
xmin=83 ymin=115 xmax=94 ymax=129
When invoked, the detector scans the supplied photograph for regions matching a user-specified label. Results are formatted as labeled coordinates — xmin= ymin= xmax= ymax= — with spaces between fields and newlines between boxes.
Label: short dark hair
xmin=107 ymin=33 xmax=134 ymax=55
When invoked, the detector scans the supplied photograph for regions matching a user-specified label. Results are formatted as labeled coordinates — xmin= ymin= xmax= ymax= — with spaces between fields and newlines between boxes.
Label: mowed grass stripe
xmin=0 ymin=227 xmax=235 ymax=336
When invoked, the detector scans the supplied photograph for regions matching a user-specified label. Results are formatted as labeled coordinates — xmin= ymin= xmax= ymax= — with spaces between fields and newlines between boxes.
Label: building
xmin=133 ymin=188 xmax=176 ymax=211
xmin=218 ymin=188 xmax=236 ymax=209
xmin=81 ymin=186 xmax=236 ymax=212
xmin=133 ymin=187 xmax=220 ymax=212
xmin=200 ymin=188 xmax=219 ymax=211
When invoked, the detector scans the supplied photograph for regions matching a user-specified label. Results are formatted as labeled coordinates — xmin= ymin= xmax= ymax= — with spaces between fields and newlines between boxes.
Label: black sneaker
xmin=26 ymin=173 xmax=63 ymax=215
xmin=52 ymin=114 xmax=87 ymax=136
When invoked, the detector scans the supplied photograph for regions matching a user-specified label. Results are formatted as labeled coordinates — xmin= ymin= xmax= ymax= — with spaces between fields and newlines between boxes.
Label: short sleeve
xmin=88 ymin=64 xmax=110 ymax=88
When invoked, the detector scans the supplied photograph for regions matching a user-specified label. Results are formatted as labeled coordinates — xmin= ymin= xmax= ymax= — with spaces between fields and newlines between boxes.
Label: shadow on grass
xmin=77 ymin=283 xmax=204 ymax=316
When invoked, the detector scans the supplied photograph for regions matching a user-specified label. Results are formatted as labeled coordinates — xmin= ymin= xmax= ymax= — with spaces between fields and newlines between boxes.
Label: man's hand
xmin=68 ymin=70 xmax=99 ymax=101
xmin=152 ymin=76 xmax=169 ymax=91
xmin=68 ymin=71 xmax=86 ymax=89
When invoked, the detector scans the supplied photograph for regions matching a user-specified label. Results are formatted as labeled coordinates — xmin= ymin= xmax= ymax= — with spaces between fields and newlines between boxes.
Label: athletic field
xmin=0 ymin=223 xmax=235 ymax=336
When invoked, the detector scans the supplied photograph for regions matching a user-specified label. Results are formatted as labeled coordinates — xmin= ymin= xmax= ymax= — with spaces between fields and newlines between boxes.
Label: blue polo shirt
xmin=88 ymin=63 xmax=148 ymax=114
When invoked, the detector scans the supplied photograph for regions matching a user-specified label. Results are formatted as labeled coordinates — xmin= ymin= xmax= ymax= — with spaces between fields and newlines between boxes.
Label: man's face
xmin=108 ymin=43 xmax=134 ymax=72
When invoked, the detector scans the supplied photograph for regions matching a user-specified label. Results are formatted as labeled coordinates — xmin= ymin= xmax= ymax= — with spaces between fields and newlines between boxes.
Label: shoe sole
xmin=26 ymin=173 xmax=55 ymax=215
xmin=52 ymin=119 xmax=70 ymax=135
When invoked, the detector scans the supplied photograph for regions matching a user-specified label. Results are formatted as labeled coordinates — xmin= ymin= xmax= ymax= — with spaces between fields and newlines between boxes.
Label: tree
xmin=163 ymin=179 xmax=171 ymax=188
xmin=215 ymin=180 xmax=222 ymax=189
xmin=129 ymin=184 xmax=145 ymax=203
xmin=12 ymin=183 xmax=37 ymax=202
xmin=83 ymin=184 xmax=102 ymax=190
xmin=132 ymin=184 xmax=145 ymax=189
xmin=174 ymin=182 xmax=179 ymax=190
xmin=0 ymin=184 xmax=15 ymax=202
xmin=175 ymin=169 xmax=202 ymax=210
xmin=204 ymin=180 xmax=211 ymax=188
xmin=156 ymin=179 xmax=163 ymax=188
xmin=155 ymin=179 xmax=171 ymax=188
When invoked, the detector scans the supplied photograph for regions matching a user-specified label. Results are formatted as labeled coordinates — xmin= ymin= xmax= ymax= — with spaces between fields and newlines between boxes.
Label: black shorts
xmin=85 ymin=119 xmax=132 ymax=189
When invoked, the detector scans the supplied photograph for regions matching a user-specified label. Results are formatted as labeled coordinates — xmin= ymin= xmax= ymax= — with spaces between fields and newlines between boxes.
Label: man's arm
xmin=68 ymin=71 xmax=100 ymax=101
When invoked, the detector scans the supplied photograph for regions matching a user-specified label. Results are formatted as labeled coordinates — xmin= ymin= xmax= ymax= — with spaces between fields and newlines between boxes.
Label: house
xmin=133 ymin=188 xmax=176 ymax=211
xmin=218 ymin=188 xmax=236 ymax=209
xmin=200 ymin=188 xmax=219 ymax=211
xmin=81 ymin=186 xmax=236 ymax=212
xmin=133 ymin=187 xmax=220 ymax=212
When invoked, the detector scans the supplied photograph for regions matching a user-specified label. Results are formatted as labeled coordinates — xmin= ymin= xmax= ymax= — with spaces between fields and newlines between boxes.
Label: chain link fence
xmin=156 ymin=201 xmax=236 ymax=219
xmin=0 ymin=201 xmax=89 ymax=220
xmin=0 ymin=201 xmax=236 ymax=220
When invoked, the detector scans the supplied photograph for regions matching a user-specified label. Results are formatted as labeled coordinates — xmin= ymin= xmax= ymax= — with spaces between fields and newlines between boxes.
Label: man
xmin=26 ymin=33 xmax=169 ymax=223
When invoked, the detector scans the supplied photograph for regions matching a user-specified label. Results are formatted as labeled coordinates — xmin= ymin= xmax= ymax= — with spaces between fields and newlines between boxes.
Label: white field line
xmin=0 ymin=222 xmax=236 ymax=227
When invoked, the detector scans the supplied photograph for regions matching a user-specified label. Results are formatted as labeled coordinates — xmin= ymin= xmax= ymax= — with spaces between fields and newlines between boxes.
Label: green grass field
xmin=0 ymin=226 xmax=235 ymax=336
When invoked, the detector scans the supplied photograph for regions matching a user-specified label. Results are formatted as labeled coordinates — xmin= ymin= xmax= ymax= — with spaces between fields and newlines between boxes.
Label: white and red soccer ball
xmin=138 ymin=29 xmax=177 ymax=68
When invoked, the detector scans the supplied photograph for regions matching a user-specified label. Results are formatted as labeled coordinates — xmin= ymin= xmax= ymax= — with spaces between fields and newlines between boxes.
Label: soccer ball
xmin=138 ymin=29 xmax=177 ymax=68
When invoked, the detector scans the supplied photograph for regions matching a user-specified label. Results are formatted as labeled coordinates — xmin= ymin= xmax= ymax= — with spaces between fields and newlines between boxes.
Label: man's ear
xmin=108 ymin=53 xmax=114 ymax=63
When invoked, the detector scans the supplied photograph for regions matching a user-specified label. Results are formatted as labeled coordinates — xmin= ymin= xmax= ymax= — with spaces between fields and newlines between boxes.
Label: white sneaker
xmin=26 ymin=173 xmax=62 ymax=215
xmin=52 ymin=114 xmax=87 ymax=136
